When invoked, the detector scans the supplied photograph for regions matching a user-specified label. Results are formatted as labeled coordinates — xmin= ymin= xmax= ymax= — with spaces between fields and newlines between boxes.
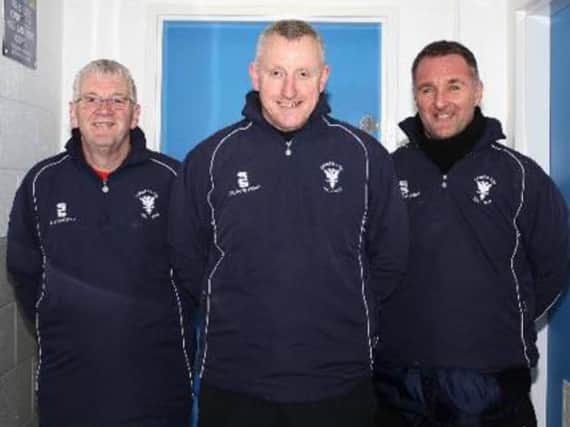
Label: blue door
xmin=161 ymin=20 xmax=381 ymax=160
xmin=548 ymin=4 xmax=570 ymax=427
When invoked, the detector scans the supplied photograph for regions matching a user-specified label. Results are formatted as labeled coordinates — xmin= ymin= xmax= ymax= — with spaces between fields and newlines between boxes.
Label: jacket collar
xmin=65 ymin=126 xmax=149 ymax=169
xmin=399 ymin=110 xmax=506 ymax=153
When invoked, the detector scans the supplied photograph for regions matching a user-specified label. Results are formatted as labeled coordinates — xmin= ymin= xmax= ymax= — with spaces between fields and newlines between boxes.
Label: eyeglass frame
xmin=74 ymin=94 xmax=135 ymax=110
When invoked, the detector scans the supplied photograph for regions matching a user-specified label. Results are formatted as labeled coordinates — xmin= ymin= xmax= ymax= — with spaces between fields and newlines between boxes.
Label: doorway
xmin=161 ymin=20 xmax=382 ymax=160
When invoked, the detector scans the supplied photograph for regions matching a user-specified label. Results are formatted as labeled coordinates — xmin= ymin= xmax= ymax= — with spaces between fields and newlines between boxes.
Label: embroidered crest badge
xmin=473 ymin=175 xmax=496 ymax=205
xmin=136 ymin=189 xmax=160 ymax=219
xmin=321 ymin=161 xmax=343 ymax=193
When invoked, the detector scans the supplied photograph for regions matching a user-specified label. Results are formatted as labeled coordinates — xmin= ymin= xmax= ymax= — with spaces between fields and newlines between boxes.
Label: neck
xmin=82 ymin=140 xmax=131 ymax=172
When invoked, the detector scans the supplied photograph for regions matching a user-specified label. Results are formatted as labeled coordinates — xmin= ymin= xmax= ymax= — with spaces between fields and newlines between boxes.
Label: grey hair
xmin=72 ymin=59 xmax=137 ymax=102
xmin=255 ymin=19 xmax=325 ymax=65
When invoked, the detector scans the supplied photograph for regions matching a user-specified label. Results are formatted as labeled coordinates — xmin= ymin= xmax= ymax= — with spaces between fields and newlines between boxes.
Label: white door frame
xmin=514 ymin=2 xmax=570 ymax=426
xmin=143 ymin=4 xmax=399 ymax=152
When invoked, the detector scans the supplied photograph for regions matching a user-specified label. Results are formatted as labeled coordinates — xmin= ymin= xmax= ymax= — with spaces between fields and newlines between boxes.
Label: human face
xmin=69 ymin=72 xmax=140 ymax=152
xmin=413 ymin=54 xmax=483 ymax=139
xmin=249 ymin=34 xmax=329 ymax=132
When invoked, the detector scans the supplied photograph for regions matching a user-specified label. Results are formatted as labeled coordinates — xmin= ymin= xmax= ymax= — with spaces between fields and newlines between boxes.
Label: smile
xmin=277 ymin=100 xmax=302 ymax=109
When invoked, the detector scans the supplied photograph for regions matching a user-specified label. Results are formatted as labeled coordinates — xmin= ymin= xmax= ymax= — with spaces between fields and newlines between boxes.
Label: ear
xmin=319 ymin=64 xmax=330 ymax=93
xmin=130 ymin=103 xmax=141 ymax=129
xmin=69 ymin=102 xmax=79 ymax=128
xmin=249 ymin=62 xmax=260 ymax=91
xmin=474 ymin=80 xmax=484 ymax=106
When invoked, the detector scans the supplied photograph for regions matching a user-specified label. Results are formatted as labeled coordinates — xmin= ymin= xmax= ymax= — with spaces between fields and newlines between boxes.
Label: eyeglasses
xmin=75 ymin=95 xmax=134 ymax=110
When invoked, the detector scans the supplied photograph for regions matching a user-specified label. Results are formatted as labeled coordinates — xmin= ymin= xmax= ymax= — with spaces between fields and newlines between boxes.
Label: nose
xmin=95 ymin=99 xmax=114 ymax=113
xmin=281 ymin=75 xmax=297 ymax=99
xmin=434 ymin=89 xmax=448 ymax=109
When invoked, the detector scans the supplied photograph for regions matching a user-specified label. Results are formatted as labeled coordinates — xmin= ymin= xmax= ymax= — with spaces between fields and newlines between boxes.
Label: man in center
xmin=169 ymin=19 xmax=408 ymax=426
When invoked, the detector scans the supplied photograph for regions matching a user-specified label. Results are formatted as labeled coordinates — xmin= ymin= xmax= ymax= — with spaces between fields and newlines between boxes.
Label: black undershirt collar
xmin=417 ymin=107 xmax=486 ymax=174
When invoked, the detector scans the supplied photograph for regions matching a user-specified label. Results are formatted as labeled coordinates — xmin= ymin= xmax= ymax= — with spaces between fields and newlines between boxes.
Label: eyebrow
xmin=416 ymin=78 xmax=467 ymax=89
xmin=81 ymin=91 xmax=130 ymax=97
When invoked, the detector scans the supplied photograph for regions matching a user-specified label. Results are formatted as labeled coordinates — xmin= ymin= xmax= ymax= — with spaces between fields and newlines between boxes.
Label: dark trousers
xmin=374 ymin=366 xmax=537 ymax=427
xmin=198 ymin=379 xmax=377 ymax=427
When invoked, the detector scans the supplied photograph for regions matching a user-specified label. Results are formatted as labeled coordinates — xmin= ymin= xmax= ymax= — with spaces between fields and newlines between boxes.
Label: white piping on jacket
xmin=150 ymin=157 xmax=178 ymax=176
xmin=323 ymin=117 xmax=374 ymax=370
xmin=199 ymin=122 xmax=253 ymax=378
xmin=491 ymin=144 xmax=531 ymax=366
xmin=31 ymin=154 xmax=71 ymax=391
xmin=151 ymin=157 xmax=194 ymax=390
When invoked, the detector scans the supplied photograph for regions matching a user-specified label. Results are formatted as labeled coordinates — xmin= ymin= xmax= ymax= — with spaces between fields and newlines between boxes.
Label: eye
xmin=83 ymin=95 xmax=99 ymax=104
xmin=449 ymin=84 xmax=461 ymax=91
xmin=418 ymin=86 xmax=434 ymax=95
xmin=268 ymin=69 xmax=284 ymax=78
xmin=297 ymin=69 xmax=311 ymax=79
xmin=111 ymin=96 xmax=129 ymax=106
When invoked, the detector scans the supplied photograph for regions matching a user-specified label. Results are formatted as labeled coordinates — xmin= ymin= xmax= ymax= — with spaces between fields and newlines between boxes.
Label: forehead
xmin=79 ymin=72 xmax=129 ymax=93
xmin=414 ymin=54 xmax=473 ymax=84
xmin=259 ymin=34 xmax=323 ymax=68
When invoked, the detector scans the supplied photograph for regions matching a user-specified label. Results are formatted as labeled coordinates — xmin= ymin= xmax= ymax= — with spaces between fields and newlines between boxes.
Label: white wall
xmin=60 ymin=0 xmax=512 ymax=153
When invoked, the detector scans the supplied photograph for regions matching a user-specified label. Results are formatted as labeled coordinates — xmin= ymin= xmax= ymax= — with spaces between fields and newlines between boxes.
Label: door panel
xmin=161 ymin=20 xmax=381 ymax=160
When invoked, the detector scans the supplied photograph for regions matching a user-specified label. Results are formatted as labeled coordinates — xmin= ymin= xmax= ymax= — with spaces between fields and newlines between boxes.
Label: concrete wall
xmin=0 ymin=0 xmax=63 ymax=425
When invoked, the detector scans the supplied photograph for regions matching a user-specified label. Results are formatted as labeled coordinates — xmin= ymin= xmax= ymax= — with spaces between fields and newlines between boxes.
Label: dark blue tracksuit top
xmin=7 ymin=128 xmax=193 ymax=426
xmin=169 ymin=91 xmax=409 ymax=402
xmin=376 ymin=116 xmax=570 ymax=372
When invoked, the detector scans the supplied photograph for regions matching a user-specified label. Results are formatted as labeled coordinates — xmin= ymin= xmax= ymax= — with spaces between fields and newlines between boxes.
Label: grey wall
xmin=1 ymin=1 xmax=64 ymax=424
xmin=0 ymin=238 xmax=37 ymax=426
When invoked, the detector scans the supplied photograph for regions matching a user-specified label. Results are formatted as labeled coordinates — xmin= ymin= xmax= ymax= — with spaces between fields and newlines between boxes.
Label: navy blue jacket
xmin=7 ymin=128 xmax=192 ymax=426
xmin=169 ymin=91 xmax=409 ymax=402
xmin=376 ymin=116 xmax=570 ymax=371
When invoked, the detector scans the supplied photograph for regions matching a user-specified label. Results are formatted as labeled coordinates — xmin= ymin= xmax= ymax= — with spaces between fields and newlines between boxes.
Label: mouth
xmin=435 ymin=112 xmax=452 ymax=120
xmin=277 ymin=99 xmax=302 ymax=109
xmin=92 ymin=121 xmax=114 ymax=128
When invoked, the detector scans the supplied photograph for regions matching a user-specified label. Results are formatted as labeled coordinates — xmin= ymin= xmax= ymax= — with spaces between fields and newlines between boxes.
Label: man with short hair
xmin=169 ymin=19 xmax=408 ymax=427
xmin=374 ymin=40 xmax=570 ymax=427
xmin=7 ymin=59 xmax=192 ymax=426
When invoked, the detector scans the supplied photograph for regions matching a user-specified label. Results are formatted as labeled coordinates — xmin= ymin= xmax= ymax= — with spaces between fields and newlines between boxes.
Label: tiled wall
xmin=0 ymin=1 xmax=63 ymax=425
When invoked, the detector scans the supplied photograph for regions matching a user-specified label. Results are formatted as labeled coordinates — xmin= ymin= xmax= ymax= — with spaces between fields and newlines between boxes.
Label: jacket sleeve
xmin=522 ymin=165 xmax=570 ymax=318
xmin=365 ymin=143 xmax=409 ymax=315
xmin=6 ymin=174 xmax=43 ymax=325
xmin=168 ymin=145 xmax=213 ymax=311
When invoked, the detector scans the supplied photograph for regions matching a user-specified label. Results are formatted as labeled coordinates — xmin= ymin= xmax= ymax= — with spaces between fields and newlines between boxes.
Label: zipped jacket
xmin=169 ymin=91 xmax=409 ymax=402
xmin=7 ymin=128 xmax=192 ymax=426
xmin=376 ymin=116 xmax=569 ymax=371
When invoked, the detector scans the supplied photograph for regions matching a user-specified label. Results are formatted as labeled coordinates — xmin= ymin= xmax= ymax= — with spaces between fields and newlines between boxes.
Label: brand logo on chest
xmin=229 ymin=171 xmax=261 ymax=197
xmin=49 ymin=201 xmax=78 ymax=225
xmin=399 ymin=180 xmax=421 ymax=199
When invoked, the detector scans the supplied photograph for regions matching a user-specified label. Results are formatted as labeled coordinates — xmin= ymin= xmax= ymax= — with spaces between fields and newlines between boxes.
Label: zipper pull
xmin=102 ymin=180 xmax=109 ymax=193
xmin=285 ymin=140 xmax=293 ymax=157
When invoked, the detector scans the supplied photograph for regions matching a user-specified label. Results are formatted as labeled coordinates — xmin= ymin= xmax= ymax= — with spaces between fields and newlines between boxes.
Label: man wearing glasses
xmin=7 ymin=59 xmax=192 ymax=426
